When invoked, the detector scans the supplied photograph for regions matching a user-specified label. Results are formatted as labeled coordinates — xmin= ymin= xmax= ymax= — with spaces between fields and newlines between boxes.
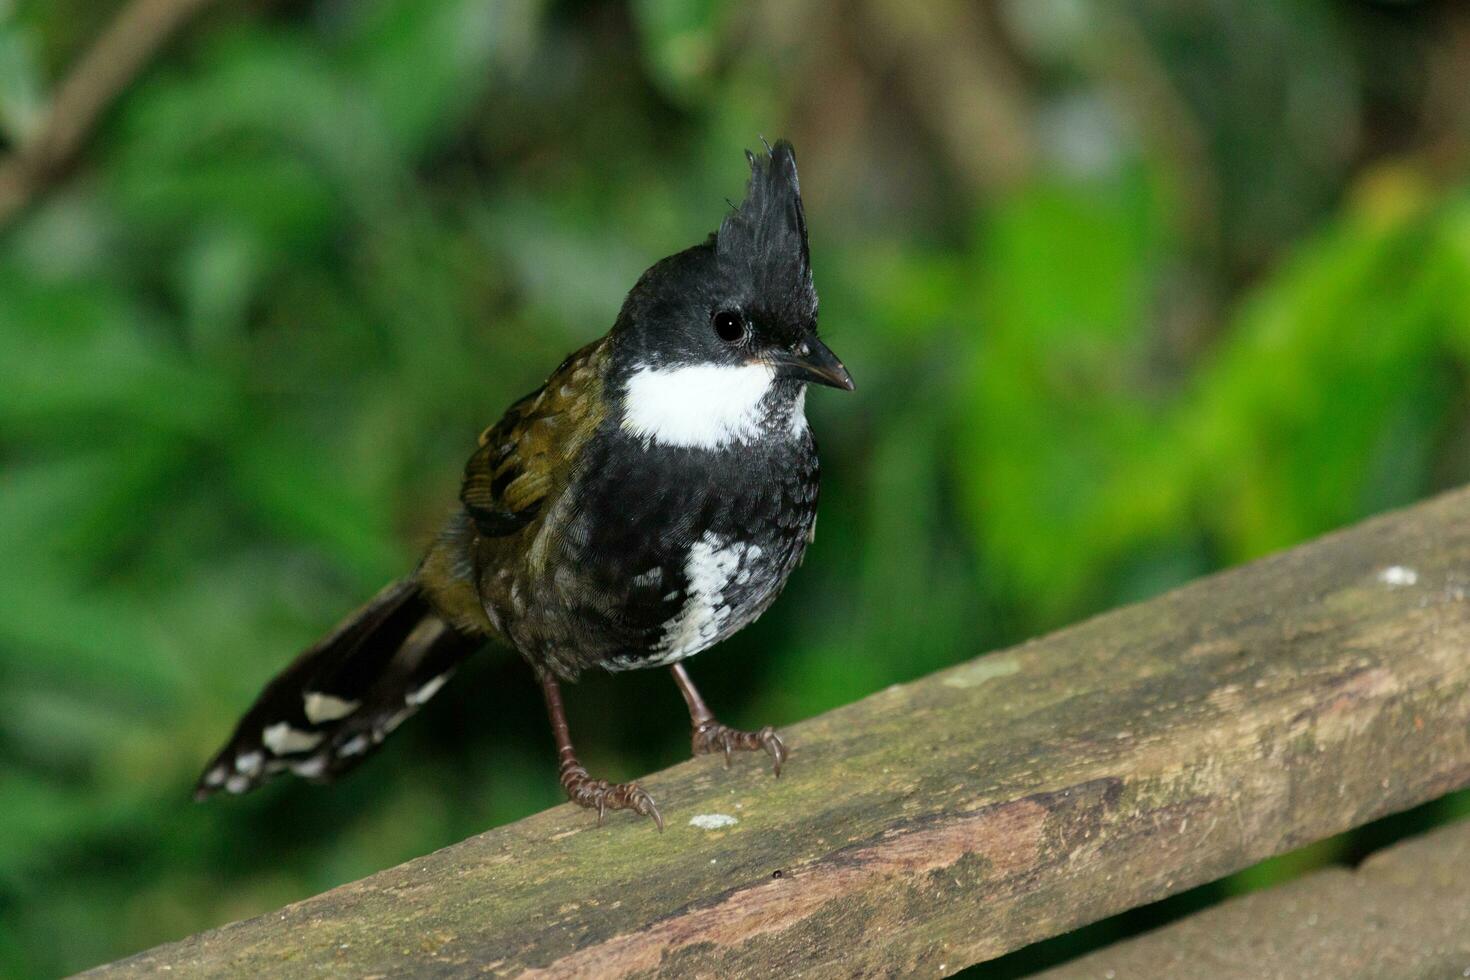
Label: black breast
xmin=522 ymin=423 xmax=819 ymax=678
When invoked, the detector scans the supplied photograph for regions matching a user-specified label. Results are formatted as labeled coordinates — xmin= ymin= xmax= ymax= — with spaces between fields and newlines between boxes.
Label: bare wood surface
xmin=0 ymin=0 xmax=219 ymax=229
xmin=1039 ymin=817 xmax=1470 ymax=979
xmin=89 ymin=488 xmax=1470 ymax=977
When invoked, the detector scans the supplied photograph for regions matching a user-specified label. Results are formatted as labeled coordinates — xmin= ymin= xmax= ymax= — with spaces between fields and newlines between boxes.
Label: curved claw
xmin=692 ymin=721 xmax=787 ymax=778
xmin=631 ymin=787 xmax=664 ymax=832
xmin=759 ymin=727 xmax=787 ymax=777
xmin=560 ymin=764 xmax=662 ymax=830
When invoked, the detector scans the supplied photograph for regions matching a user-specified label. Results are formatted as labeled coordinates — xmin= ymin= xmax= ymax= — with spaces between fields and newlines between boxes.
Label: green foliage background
xmin=4 ymin=0 xmax=1470 ymax=974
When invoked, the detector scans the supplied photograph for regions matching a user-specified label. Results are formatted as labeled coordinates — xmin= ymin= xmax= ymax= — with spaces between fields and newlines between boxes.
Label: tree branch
xmin=0 ymin=0 xmax=219 ymax=230
xmin=87 ymin=487 xmax=1470 ymax=977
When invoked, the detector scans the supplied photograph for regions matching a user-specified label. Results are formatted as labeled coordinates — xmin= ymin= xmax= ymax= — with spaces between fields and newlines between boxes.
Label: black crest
xmin=717 ymin=140 xmax=817 ymax=320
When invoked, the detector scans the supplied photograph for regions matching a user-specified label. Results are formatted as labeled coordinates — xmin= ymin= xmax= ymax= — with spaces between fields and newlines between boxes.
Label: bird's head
xmin=611 ymin=140 xmax=852 ymax=450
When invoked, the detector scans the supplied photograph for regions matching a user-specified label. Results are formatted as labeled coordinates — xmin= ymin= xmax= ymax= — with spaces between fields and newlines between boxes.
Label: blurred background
xmin=4 ymin=0 xmax=1470 ymax=974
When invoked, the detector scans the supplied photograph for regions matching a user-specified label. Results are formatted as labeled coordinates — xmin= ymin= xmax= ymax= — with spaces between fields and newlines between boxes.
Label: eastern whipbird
xmin=195 ymin=140 xmax=852 ymax=829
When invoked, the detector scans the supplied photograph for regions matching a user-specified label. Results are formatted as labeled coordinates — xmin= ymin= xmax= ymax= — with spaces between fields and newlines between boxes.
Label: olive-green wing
xmin=460 ymin=341 xmax=608 ymax=537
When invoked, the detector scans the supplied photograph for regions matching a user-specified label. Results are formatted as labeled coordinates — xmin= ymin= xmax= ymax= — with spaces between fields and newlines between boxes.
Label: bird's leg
xmin=538 ymin=670 xmax=662 ymax=831
xmin=670 ymin=663 xmax=786 ymax=776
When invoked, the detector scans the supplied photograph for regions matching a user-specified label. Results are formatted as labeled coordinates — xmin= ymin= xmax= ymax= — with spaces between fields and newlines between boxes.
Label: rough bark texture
xmin=1039 ymin=817 xmax=1470 ymax=979
xmin=89 ymin=489 xmax=1470 ymax=978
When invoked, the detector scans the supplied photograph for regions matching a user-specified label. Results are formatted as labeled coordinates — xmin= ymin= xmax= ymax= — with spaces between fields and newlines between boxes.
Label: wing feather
xmin=460 ymin=341 xmax=607 ymax=537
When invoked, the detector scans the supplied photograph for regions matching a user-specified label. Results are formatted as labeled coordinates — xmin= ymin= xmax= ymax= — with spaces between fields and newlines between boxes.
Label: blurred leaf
xmin=0 ymin=13 xmax=44 ymax=144
xmin=4 ymin=1 xmax=1470 ymax=975
xmin=346 ymin=0 xmax=541 ymax=157
xmin=632 ymin=0 xmax=724 ymax=102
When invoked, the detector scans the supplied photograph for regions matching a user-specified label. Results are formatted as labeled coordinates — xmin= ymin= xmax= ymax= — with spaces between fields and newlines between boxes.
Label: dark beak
xmin=775 ymin=338 xmax=855 ymax=391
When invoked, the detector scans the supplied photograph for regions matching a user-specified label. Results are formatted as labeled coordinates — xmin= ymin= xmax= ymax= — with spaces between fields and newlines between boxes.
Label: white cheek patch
xmin=621 ymin=363 xmax=776 ymax=449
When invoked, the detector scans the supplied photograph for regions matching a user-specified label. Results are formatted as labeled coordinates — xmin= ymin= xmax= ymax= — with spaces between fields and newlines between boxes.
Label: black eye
xmin=712 ymin=309 xmax=746 ymax=343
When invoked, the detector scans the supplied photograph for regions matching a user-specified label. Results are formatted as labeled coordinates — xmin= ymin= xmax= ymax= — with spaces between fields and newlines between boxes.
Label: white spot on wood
xmin=304 ymin=691 xmax=359 ymax=724
xmin=1379 ymin=565 xmax=1418 ymax=587
xmin=262 ymin=722 xmax=324 ymax=755
xmin=943 ymin=655 xmax=1021 ymax=689
xmin=689 ymin=813 xmax=739 ymax=830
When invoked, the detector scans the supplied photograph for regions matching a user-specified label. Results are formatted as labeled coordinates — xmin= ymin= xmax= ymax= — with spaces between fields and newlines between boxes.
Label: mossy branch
xmin=91 ymin=489 xmax=1470 ymax=977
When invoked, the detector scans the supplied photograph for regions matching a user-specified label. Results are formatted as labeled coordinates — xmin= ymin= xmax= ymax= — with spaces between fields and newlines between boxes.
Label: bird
xmin=194 ymin=139 xmax=852 ymax=829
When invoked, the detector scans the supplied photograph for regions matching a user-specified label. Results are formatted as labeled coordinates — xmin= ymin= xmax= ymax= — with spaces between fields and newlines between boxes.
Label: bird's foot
xmin=691 ymin=721 xmax=787 ymax=776
xmin=559 ymin=761 xmax=663 ymax=831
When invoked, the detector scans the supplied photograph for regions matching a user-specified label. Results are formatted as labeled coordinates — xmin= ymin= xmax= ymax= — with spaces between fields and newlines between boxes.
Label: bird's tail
xmin=194 ymin=578 xmax=478 ymax=799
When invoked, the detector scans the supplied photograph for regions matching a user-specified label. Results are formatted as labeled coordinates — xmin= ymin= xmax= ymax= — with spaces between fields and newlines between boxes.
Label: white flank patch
xmin=406 ymin=673 xmax=450 ymax=706
xmin=225 ymin=774 xmax=250 ymax=794
xmin=621 ymin=363 xmax=776 ymax=449
xmin=291 ymin=756 xmax=327 ymax=779
xmin=262 ymin=722 xmax=324 ymax=755
xmin=689 ymin=813 xmax=739 ymax=830
xmin=1379 ymin=565 xmax=1418 ymax=587
xmin=657 ymin=532 xmax=746 ymax=661
xmin=234 ymin=751 xmax=263 ymax=776
xmin=204 ymin=765 xmax=227 ymax=787
xmin=304 ymin=691 xmax=360 ymax=724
